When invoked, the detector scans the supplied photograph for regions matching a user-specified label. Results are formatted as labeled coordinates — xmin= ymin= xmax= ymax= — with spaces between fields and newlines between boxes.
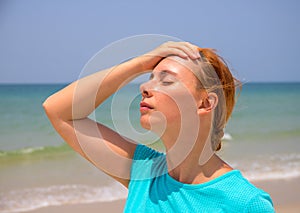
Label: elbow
xmin=42 ymin=97 xmax=58 ymax=119
xmin=42 ymin=98 xmax=49 ymax=113
xmin=43 ymin=96 xmax=70 ymax=123
xmin=42 ymin=98 xmax=48 ymax=111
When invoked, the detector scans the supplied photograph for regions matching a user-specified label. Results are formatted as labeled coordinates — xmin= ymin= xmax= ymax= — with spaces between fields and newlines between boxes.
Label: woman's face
xmin=139 ymin=56 xmax=205 ymax=133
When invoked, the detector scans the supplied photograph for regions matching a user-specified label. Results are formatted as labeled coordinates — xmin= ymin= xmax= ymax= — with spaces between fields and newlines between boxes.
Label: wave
xmin=245 ymin=169 xmax=300 ymax=182
xmin=0 ymin=183 xmax=127 ymax=213
xmin=0 ymin=132 xmax=233 ymax=159
xmin=222 ymin=133 xmax=232 ymax=141
xmin=0 ymin=144 xmax=72 ymax=158
xmin=233 ymin=153 xmax=300 ymax=181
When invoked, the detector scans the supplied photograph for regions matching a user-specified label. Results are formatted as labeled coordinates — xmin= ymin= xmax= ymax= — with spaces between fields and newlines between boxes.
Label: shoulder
xmin=245 ymin=190 xmax=274 ymax=212
xmin=130 ymin=144 xmax=166 ymax=180
xmin=133 ymin=144 xmax=164 ymax=160
xmin=221 ymin=171 xmax=274 ymax=212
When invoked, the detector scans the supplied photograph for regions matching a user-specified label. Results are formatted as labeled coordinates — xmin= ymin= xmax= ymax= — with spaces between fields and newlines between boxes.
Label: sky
xmin=0 ymin=0 xmax=299 ymax=83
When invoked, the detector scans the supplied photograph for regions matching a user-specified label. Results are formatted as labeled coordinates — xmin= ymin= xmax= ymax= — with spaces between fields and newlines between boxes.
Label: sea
xmin=0 ymin=82 xmax=300 ymax=212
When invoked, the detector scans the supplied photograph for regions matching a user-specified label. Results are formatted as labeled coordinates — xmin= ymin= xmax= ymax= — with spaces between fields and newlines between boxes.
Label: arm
xmin=43 ymin=57 xmax=145 ymax=187
xmin=42 ymin=41 xmax=200 ymax=187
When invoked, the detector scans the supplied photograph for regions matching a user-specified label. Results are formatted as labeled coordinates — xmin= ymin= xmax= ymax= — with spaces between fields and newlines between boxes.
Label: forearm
xmin=43 ymin=41 xmax=200 ymax=121
xmin=43 ymin=56 xmax=146 ymax=121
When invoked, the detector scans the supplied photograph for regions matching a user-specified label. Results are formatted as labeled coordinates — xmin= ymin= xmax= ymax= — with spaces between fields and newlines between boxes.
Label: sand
xmin=254 ymin=178 xmax=300 ymax=213
xmin=27 ymin=177 xmax=300 ymax=213
xmin=28 ymin=199 xmax=126 ymax=213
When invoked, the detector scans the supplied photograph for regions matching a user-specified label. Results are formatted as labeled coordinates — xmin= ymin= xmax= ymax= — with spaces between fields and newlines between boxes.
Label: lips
xmin=140 ymin=102 xmax=154 ymax=109
xmin=140 ymin=101 xmax=154 ymax=113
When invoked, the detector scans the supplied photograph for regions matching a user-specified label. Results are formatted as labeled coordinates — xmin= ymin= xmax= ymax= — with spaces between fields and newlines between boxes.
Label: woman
xmin=43 ymin=41 xmax=274 ymax=212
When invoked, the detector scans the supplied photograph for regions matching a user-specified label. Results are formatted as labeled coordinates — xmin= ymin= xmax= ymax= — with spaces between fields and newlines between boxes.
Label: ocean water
xmin=0 ymin=82 xmax=300 ymax=212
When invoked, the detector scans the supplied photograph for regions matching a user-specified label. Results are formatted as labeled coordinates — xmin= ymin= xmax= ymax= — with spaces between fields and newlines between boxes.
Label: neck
xmin=162 ymin=129 xmax=232 ymax=185
xmin=167 ymin=151 xmax=232 ymax=184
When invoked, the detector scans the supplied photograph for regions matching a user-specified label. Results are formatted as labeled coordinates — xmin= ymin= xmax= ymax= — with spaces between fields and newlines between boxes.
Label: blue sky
xmin=0 ymin=0 xmax=299 ymax=83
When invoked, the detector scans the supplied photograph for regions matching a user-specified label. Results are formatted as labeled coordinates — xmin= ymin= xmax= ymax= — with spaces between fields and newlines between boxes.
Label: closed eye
xmin=161 ymin=81 xmax=174 ymax=86
xmin=149 ymin=73 xmax=154 ymax=80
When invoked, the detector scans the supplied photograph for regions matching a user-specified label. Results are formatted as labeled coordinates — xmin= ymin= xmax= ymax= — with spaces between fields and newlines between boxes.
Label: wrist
xmin=136 ymin=54 xmax=163 ymax=71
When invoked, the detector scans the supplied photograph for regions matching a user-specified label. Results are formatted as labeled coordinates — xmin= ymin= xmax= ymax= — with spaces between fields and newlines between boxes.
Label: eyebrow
xmin=149 ymin=70 xmax=177 ymax=79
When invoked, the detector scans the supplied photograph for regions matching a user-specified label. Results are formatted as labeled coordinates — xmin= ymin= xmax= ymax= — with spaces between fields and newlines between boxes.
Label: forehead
xmin=153 ymin=56 xmax=201 ymax=80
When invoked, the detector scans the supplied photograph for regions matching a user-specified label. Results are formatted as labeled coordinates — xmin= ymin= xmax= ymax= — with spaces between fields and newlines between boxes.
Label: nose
xmin=140 ymin=82 xmax=152 ymax=98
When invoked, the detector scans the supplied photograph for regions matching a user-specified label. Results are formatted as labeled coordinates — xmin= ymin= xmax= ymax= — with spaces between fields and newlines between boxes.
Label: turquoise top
xmin=124 ymin=145 xmax=274 ymax=213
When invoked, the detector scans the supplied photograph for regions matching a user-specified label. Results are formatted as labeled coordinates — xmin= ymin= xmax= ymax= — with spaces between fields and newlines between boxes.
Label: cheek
xmin=157 ymin=96 xmax=181 ymax=121
xmin=155 ymin=89 xmax=197 ymax=124
xmin=140 ymin=84 xmax=199 ymax=130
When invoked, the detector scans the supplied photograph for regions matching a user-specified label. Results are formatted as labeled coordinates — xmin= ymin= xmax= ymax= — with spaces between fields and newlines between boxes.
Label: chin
xmin=140 ymin=117 xmax=151 ymax=130
xmin=140 ymin=115 xmax=168 ymax=137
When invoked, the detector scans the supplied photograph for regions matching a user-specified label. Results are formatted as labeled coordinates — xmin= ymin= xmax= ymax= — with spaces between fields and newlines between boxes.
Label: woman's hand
xmin=139 ymin=41 xmax=201 ymax=70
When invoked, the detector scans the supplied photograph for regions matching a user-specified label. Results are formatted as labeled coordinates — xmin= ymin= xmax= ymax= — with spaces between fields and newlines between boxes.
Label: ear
xmin=198 ymin=92 xmax=218 ymax=115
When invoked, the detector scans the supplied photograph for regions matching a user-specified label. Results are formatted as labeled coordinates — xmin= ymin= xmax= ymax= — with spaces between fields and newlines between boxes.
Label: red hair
xmin=197 ymin=48 xmax=240 ymax=151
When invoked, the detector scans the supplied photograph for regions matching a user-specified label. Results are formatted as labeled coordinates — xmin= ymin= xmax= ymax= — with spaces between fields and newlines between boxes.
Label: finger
xmin=166 ymin=47 xmax=189 ymax=59
xmin=168 ymin=42 xmax=200 ymax=59
xmin=180 ymin=42 xmax=201 ymax=59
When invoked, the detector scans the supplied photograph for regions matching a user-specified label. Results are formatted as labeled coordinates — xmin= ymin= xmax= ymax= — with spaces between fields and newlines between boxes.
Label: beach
xmin=1 ymin=147 xmax=299 ymax=212
xmin=1 ymin=150 xmax=299 ymax=212
xmin=255 ymin=178 xmax=300 ymax=213
xmin=24 ymin=178 xmax=300 ymax=213
xmin=27 ymin=199 xmax=127 ymax=213
xmin=0 ymin=83 xmax=300 ymax=212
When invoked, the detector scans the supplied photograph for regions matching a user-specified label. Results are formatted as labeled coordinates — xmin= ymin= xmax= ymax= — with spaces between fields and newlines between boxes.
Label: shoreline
xmin=25 ymin=177 xmax=300 ymax=213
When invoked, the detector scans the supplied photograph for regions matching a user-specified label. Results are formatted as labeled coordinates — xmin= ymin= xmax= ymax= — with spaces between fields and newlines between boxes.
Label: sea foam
xmin=0 ymin=183 xmax=127 ymax=213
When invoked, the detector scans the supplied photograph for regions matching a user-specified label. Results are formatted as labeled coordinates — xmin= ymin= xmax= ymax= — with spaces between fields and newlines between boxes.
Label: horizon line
xmin=0 ymin=81 xmax=300 ymax=85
